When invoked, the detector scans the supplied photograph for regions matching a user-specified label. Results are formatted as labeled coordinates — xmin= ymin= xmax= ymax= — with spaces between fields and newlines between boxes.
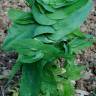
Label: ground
xmin=0 ymin=0 xmax=96 ymax=96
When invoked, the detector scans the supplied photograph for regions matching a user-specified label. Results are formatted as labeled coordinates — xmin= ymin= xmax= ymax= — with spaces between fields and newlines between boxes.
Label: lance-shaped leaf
xmin=41 ymin=0 xmax=78 ymax=8
xmin=41 ymin=66 xmax=58 ymax=96
xmin=32 ymin=4 xmax=56 ymax=25
xmin=46 ymin=0 xmax=88 ymax=20
xmin=8 ymin=8 xmax=35 ymax=24
xmin=35 ymin=35 xmax=54 ymax=44
xmin=68 ymin=38 xmax=93 ymax=53
xmin=36 ymin=0 xmax=55 ymax=12
xmin=8 ymin=39 xmax=63 ymax=62
xmin=2 ymin=24 xmax=36 ymax=51
xmin=25 ymin=0 xmax=34 ymax=7
xmin=18 ymin=51 xmax=44 ymax=64
xmin=20 ymin=62 xmax=43 ymax=96
xmin=65 ymin=64 xmax=84 ymax=80
xmin=33 ymin=25 xmax=55 ymax=37
xmin=58 ymin=80 xmax=75 ymax=96
xmin=49 ymin=0 xmax=93 ymax=41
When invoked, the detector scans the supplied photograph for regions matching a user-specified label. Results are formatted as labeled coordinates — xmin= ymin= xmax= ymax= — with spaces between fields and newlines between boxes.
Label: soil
xmin=0 ymin=0 xmax=96 ymax=96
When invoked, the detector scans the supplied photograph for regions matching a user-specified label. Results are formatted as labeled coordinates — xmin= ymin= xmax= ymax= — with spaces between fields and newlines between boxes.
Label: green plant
xmin=2 ymin=0 xmax=94 ymax=96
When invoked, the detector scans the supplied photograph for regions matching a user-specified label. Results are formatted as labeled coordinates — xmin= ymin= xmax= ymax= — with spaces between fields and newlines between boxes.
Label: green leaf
xmin=18 ymin=51 xmax=44 ymax=63
xmin=2 ymin=24 xmax=36 ymax=51
xmin=69 ymin=38 xmax=93 ymax=53
xmin=32 ymin=5 xmax=56 ymax=25
xmin=35 ymin=35 xmax=54 ymax=44
xmin=41 ymin=66 xmax=58 ymax=96
xmin=41 ymin=0 xmax=78 ymax=8
xmin=65 ymin=64 xmax=83 ymax=80
xmin=72 ymin=29 xmax=85 ymax=38
xmin=46 ymin=0 xmax=88 ymax=20
xmin=20 ymin=62 xmax=43 ymax=96
xmin=58 ymin=80 xmax=75 ymax=96
xmin=33 ymin=26 xmax=55 ymax=37
xmin=8 ymin=8 xmax=34 ymax=24
xmin=65 ymin=58 xmax=84 ymax=80
xmin=36 ymin=0 xmax=55 ymax=12
xmin=25 ymin=0 xmax=34 ymax=7
xmin=49 ymin=0 xmax=93 ymax=41
xmin=7 ymin=39 xmax=63 ymax=62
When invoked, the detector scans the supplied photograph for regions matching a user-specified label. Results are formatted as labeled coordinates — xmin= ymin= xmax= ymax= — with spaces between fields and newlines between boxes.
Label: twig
xmin=0 ymin=86 xmax=5 ymax=96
